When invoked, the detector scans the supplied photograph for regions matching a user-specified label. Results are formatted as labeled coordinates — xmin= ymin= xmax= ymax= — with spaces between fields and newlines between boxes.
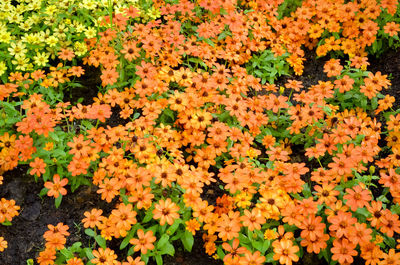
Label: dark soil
xmin=368 ymin=48 xmax=400 ymax=109
xmin=0 ymin=167 xmax=109 ymax=265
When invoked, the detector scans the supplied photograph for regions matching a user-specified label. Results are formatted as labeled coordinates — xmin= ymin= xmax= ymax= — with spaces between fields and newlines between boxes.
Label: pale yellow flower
xmin=46 ymin=36 xmax=59 ymax=47
xmin=84 ymin=27 xmax=96 ymax=38
xmin=8 ymin=12 xmax=23 ymax=24
xmin=12 ymin=55 xmax=30 ymax=71
xmin=74 ymin=42 xmax=87 ymax=57
xmin=33 ymin=52 xmax=49 ymax=67
xmin=0 ymin=61 xmax=7 ymax=76
xmin=0 ymin=31 xmax=11 ymax=44
xmin=8 ymin=41 xmax=27 ymax=57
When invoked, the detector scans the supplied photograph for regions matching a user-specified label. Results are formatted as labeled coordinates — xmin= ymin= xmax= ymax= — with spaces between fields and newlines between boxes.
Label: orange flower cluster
xmin=0 ymin=198 xmax=19 ymax=224
xmin=0 ymin=0 xmax=399 ymax=264
xmin=37 ymin=223 xmax=70 ymax=265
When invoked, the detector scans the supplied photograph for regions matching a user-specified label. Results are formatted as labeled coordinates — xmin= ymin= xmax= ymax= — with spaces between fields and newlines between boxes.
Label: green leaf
xmin=120 ymin=228 xmax=136 ymax=250
xmin=155 ymin=255 xmax=163 ymax=265
xmin=85 ymin=228 xmax=96 ymax=237
xmin=384 ymin=235 xmax=396 ymax=248
xmin=1 ymin=220 xmax=12 ymax=226
xmin=55 ymin=195 xmax=62 ymax=209
xmin=157 ymin=234 xmax=170 ymax=249
xmin=160 ymin=242 xmax=175 ymax=256
xmin=166 ymin=219 xmax=181 ymax=235
xmin=265 ymin=252 xmax=274 ymax=263
xmin=95 ymin=235 xmax=107 ymax=249
xmin=252 ymin=240 xmax=263 ymax=252
xmin=181 ymin=230 xmax=194 ymax=252
xmin=217 ymin=245 xmax=225 ymax=259
xmin=391 ymin=204 xmax=400 ymax=215
xmin=70 ymin=242 xmax=82 ymax=252
xmin=239 ymin=233 xmax=251 ymax=244
xmin=261 ymin=240 xmax=270 ymax=254
xmin=39 ymin=188 xmax=48 ymax=197
xmin=84 ymin=247 xmax=95 ymax=260
xmin=60 ymin=248 xmax=73 ymax=259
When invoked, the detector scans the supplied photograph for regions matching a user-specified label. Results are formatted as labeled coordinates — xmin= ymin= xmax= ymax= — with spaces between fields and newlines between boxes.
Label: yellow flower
xmin=79 ymin=0 xmax=98 ymax=10
xmin=33 ymin=52 xmax=49 ymax=67
xmin=185 ymin=219 xmax=200 ymax=235
xmin=0 ymin=31 xmax=11 ymax=43
xmin=8 ymin=12 xmax=23 ymax=24
xmin=28 ymin=14 xmax=41 ymax=25
xmin=74 ymin=42 xmax=87 ymax=57
xmin=46 ymin=36 xmax=59 ymax=47
xmin=44 ymin=142 xmax=54 ymax=151
xmin=8 ymin=41 xmax=27 ymax=57
xmin=246 ymin=148 xmax=258 ymax=159
xmin=234 ymin=192 xmax=252 ymax=208
xmin=75 ymin=23 xmax=86 ymax=33
xmin=264 ymin=229 xmax=278 ymax=240
xmin=84 ymin=27 xmax=96 ymax=38
xmin=19 ymin=21 xmax=32 ymax=31
xmin=12 ymin=55 xmax=30 ymax=71
xmin=375 ymin=235 xmax=384 ymax=244
xmin=146 ymin=6 xmax=161 ymax=20
xmin=45 ymin=5 xmax=57 ymax=15
xmin=30 ymin=0 xmax=42 ymax=10
xmin=0 ymin=61 xmax=7 ymax=76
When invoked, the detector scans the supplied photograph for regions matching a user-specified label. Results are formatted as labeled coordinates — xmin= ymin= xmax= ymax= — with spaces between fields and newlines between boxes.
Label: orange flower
xmin=239 ymin=250 xmax=266 ymax=265
xmin=66 ymin=257 xmax=84 ymax=265
xmin=185 ymin=219 xmax=200 ymax=235
xmin=110 ymin=203 xmax=137 ymax=237
xmin=43 ymin=223 xmax=70 ymax=240
xmin=314 ymin=183 xmax=339 ymax=206
xmin=67 ymin=135 xmax=92 ymax=159
xmin=331 ymin=238 xmax=358 ymax=264
xmin=216 ymin=211 xmax=242 ymax=241
xmin=384 ymin=22 xmax=400 ymax=36
xmin=152 ymin=198 xmax=180 ymax=226
xmin=45 ymin=232 xmax=66 ymax=250
xmin=240 ymin=208 xmax=266 ymax=231
xmin=343 ymin=185 xmax=371 ymax=211
xmin=82 ymin=209 xmax=104 ymax=229
xmin=222 ymin=238 xmax=247 ymax=262
xmin=91 ymin=247 xmax=118 ymax=265
xmin=299 ymin=215 xmax=326 ymax=242
xmin=37 ymin=247 xmax=56 ymax=265
xmin=129 ymin=229 xmax=156 ymax=254
xmin=123 ymin=256 xmax=145 ymax=265
xmin=0 ymin=237 xmax=7 ymax=252
xmin=44 ymin=174 xmax=68 ymax=198
xmin=97 ymin=177 xmax=121 ymax=202
xmin=379 ymin=209 xmax=400 ymax=237
xmin=58 ymin=48 xmax=75 ymax=61
xmin=328 ymin=211 xmax=357 ymax=238
xmin=381 ymin=249 xmax=400 ymax=264
xmin=100 ymin=68 xmax=119 ymax=87
xmin=324 ymin=59 xmax=343 ymax=77
xmin=128 ymin=186 xmax=154 ymax=210
xmin=29 ymin=157 xmax=46 ymax=177
xmin=0 ymin=198 xmax=20 ymax=223
xmin=334 ymin=75 xmax=354 ymax=93
xmin=300 ymin=232 xmax=329 ymax=254
xmin=273 ymin=239 xmax=299 ymax=265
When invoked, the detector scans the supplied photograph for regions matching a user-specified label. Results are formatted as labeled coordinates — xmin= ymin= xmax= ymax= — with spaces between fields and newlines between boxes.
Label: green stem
xmin=316 ymin=157 xmax=324 ymax=168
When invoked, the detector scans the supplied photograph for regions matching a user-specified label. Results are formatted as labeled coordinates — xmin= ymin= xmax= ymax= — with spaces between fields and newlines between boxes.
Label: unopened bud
xmin=369 ymin=166 xmax=375 ymax=174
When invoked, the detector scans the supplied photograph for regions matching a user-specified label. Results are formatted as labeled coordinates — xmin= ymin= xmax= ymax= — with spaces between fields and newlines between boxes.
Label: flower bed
xmin=0 ymin=0 xmax=400 ymax=264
